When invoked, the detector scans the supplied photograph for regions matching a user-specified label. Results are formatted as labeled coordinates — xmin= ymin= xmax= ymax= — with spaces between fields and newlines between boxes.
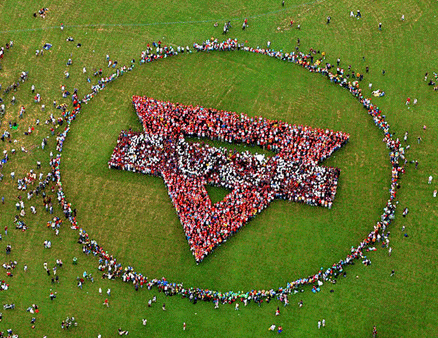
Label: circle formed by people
xmin=54 ymin=38 xmax=403 ymax=305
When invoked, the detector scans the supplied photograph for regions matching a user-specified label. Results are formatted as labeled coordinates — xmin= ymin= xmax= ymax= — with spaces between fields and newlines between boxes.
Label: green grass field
xmin=0 ymin=0 xmax=437 ymax=337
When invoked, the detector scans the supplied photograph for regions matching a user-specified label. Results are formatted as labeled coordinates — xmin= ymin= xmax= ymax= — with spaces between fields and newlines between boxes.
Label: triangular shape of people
xmin=109 ymin=96 xmax=349 ymax=263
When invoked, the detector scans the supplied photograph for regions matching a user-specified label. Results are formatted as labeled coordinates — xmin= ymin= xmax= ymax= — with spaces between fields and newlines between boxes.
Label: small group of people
xmin=268 ymin=324 xmax=283 ymax=333
xmin=0 ymin=41 xmax=13 ymax=72
xmin=2 ymin=260 xmax=17 ymax=278
xmin=33 ymin=7 xmax=49 ymax=18
xmin=424 ymin=72 xmax=438 ymax=91
xmin=61 ymin=316 xmax=77 ymax=329
xmin=12 ymin=166 xmax=58 ymax=233
xmin=317 ymin=319 xmax=326 ymax=329
xmin=2 ymin=72 xmax=27 ymax=97
xmin=1 ymin=280 xmax=9 ymax=291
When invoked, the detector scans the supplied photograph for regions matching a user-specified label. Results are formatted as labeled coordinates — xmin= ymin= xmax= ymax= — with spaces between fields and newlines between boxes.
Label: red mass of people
xmin=108 ymin=96 xmax=349 ymax=262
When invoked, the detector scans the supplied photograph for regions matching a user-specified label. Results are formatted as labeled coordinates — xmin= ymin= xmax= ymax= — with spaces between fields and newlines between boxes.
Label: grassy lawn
xmin=0 ymin=0 xmax=437 ymax=337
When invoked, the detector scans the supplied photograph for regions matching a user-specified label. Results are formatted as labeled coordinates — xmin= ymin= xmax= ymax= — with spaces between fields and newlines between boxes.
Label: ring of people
xmin=109 ymin=96 xmax=350 ymax=262
xmin=48 ymin=38 xmax=404 ymax=304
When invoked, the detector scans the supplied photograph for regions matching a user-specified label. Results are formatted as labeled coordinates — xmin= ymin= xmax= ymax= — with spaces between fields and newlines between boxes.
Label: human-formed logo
xmin=109 ymin=96 xmax=349 ymax=262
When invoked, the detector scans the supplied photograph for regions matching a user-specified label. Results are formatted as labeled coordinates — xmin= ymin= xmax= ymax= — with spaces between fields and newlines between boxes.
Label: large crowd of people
xmin=108 ymin=96 xmax=349 ymax=262
xmin=21 ymin=37 xmax=407 ymax=306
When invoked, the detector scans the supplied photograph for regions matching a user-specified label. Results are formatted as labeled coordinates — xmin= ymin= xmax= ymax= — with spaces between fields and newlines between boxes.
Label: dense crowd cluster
xmin=108 ymin=96 xmax=349 ymax=262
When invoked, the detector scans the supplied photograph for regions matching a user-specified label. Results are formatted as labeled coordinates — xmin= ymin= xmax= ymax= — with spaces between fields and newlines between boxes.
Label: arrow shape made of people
xmin=109 ymin=96 xmax=350 ymax=263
